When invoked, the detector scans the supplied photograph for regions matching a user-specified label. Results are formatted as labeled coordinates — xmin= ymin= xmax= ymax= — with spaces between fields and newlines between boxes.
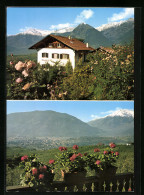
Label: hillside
xmin=88 ymin=110 xmax=134 ymax=137
xmin=7 ymin=110 xmax=102 ymax=138
xmin=7 ymin=19 xmax=134 ymax=55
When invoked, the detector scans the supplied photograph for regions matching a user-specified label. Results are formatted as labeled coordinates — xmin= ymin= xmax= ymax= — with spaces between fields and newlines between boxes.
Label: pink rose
xmin=15 ymin=61 xmax=25 ymax=71
xmin=22 ymin=69 xmax=29 ymax=77
xmin=39 ymin=174 xmax=44 ymax=180
xmin=16 ymin=78 xmax=23 ymax=83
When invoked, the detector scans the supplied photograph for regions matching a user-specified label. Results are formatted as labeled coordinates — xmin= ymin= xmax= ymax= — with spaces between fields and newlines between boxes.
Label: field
xmin=6 ymin=144 xmax=134 ymax=186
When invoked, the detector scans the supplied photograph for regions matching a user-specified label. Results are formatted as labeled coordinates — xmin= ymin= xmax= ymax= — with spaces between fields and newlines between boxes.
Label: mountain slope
xmin=100 ymin=18 xmax=134 ymax=44
xmin=88 ymin=110 xmax=134 ymax=137
xmin=55 ymin=23 xmax=113 ymax=48
xmin=7 ymin=110 xmax=102 ymax=138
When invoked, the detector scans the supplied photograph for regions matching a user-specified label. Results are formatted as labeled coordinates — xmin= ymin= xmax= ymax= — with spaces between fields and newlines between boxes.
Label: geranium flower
xmin=21 ymin=155 xmax=28 ymax=161
xmin=58 ymin=146 xmax=67 ymax=151
xmin=110 ymin=143 xmax=116 ymax=148
xmin=73 ymin=145 xmax=78 ymax=150
xmin=94 ymin=148 xmax=100 ymax=152
xmin=39 ymin=165 xmax=47 ymax=172
xmin=70 ymin=154 xmax=77 ymax=161
xmin=49 ymin=159 xmax=55 ymax=164
xmin=76 ymin=153 xmax=82 ymax=157
xmin=115 ymin=152 xmax=119 ymax=156
xmin=128 ymin=187 xmax=132 ymax=191
xmin=32 ymin=168 xmax=38 ymax=175
xmin=96 ymin=160 xmax=101 ymax=165
xmin=39 ymin=174 xmax=44 ymax=180
xmin=111 ymin=151 xmax=114 ymax=154
xmin=16 ymin=78 xmax=23 ymax=83
xmin=104 ymin=150 xmax=108 ymax=155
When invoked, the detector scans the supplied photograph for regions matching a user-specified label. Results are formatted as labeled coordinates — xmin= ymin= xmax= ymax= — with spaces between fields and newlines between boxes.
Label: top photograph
xmin=7 ymin=7 xmax=134 ymax=100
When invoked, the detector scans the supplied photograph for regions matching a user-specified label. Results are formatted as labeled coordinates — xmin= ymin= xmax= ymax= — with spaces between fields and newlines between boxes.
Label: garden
xmin=7 ymin=42 xmax=134 ymax=100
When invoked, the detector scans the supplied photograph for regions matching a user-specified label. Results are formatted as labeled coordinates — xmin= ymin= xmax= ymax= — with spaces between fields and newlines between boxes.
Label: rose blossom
xmin=39 ymin=174 xmax=44 ymax=180
xmin=22 ymin=83 xmax=31 ymax=90
xmin=96 ymin=160 xmax=101 ymax=165
xmin=94 ymin=148 xmax=100 ymax=152
xmin=73 ymin=145 xmax=78 ymax=150
xmin=22 ymin=69 xmax=29 ymax=77
xmin=49 ymin=160 xmax=55 ymax=164
xmin=16 ymin=78 xmax=23 ymax=83
xmin=15 ymin=61 xmax=25 ymax=71
xmin=32 ymin=168 xmax=38 ymax=175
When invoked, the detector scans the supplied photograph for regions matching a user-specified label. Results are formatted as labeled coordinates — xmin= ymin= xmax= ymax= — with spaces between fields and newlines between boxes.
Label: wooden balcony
xmin=6 ymin=172 xmax=134 ymax=192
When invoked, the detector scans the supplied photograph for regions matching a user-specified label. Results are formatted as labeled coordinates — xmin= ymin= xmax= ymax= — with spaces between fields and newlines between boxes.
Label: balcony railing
xmin=6 ymin=172 xmax=134 ymax=192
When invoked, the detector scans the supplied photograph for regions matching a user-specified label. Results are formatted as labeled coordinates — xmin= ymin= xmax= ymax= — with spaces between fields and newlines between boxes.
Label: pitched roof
xmin=29 ymin=34 xmax=94 ymax=51
xmin=95 ymin=46 xmax=115 ymax=54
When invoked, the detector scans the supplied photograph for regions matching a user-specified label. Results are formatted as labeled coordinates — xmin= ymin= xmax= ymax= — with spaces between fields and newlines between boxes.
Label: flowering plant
xmin=85 ymin=144 xmax=119 ymax=171
xmin=55 ymin=145 xmax=86 ymax=174
xmin=19 ymin=154 xmax=54 ymax=191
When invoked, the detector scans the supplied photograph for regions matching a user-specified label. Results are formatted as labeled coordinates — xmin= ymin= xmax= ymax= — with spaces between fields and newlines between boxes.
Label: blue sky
xmin=7 ymin=7 xmax=134 ymax=35
xmin=7 ymin=101 xmax=134 ymax=122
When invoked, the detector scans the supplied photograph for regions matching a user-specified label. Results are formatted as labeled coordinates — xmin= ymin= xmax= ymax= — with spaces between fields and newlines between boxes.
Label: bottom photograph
xmin=6 ymin=100 xmax=134 ymax=192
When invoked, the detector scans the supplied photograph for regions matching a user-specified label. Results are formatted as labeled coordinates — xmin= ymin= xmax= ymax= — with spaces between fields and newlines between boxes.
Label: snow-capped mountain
xmin=96 ymin=18 xmax=134 ymax=32
xmin=18 ymin=27 xmax=74 ymax=37
xmin=88 ymin=109 xmax=134 ymax=137
xmin=108 ymin=109 xmax=134 ymax=118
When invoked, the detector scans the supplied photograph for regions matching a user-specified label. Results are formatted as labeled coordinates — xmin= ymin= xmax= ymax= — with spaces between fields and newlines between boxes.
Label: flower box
xmin=61 ymin=170 xmax=86 ymax=183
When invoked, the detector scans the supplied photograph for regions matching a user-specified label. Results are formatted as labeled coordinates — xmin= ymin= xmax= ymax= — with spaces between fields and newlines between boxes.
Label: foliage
xmin=19 ymin=154 xmax=54 ymax=191
xmin=7 ymin=42 xmax=134 ymax=100
xmin=55 ymin=145 xmax=86 ymax=173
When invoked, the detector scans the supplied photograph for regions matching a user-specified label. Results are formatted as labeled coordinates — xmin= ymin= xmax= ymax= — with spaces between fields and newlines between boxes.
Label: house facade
xmin=29 ymin=35 xmax=94 ymax=69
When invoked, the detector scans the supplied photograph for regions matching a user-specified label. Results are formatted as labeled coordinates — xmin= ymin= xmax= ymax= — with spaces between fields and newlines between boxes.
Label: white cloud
xmin=75 ymin=9 xmax=94 ymax=23
xmin=49 ymin=23 xmax=72 ymax=30
xmin=108 ymin=8 xmax=134 ymax=22
xmin=100 ymin=107 xmax=122 ymax=115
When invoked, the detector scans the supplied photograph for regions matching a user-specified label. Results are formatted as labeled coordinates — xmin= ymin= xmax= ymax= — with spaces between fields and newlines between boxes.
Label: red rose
xmin=32 ymin=168 xmax=38 ymax=175
xmin=94 ymin=148 xmax=100 ymax=152
xmin=96 ymin=160 xmax=101 ymax=165
xmin=73 ymin=145 xmax=78 ymax=150
xmin=49 ymin=159 xmax=55 ymax=164
xmin=115 ymin=152 xmax=119 ymax=156
xmin=39 ymin=174 xmax=44 ymax=180
xmin=104 ymin=151 xmax=108 ymax=155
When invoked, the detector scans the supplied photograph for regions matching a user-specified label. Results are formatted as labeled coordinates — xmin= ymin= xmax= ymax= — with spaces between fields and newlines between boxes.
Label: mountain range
xmin=7 ymin=18 xmax=134 ymax=55
xmin=7 ymin=109 xmax=134 ymax=138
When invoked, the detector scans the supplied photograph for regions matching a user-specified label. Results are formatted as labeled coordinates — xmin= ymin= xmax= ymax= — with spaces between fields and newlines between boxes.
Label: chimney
xmin=86 ymin=43 xmax=89 ymax=47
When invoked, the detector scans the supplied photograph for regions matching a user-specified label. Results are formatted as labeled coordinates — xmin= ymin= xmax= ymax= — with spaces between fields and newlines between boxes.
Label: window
xmin=60 ymin=54 xmax=69 ymax=59
xmin=57 ymin=43 xmax=61 ymax=47
xmin=52 ymin=53 xmax=59 ymax=59
xmin=42 ymin=53 xmax=48 ymax=58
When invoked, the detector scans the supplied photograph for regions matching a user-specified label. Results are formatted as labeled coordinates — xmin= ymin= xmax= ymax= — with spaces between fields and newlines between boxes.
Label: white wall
xmin=37 ymin=48 xmax=75 ymax=69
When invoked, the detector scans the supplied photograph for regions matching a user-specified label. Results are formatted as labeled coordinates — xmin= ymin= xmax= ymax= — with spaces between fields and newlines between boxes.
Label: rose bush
xmin=19 ymin=154 xmax=54 ymax=191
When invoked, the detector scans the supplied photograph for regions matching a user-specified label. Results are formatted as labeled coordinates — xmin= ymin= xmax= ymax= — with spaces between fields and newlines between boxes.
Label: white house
xmin=29 ymin=34 xmax=94 ymax=69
